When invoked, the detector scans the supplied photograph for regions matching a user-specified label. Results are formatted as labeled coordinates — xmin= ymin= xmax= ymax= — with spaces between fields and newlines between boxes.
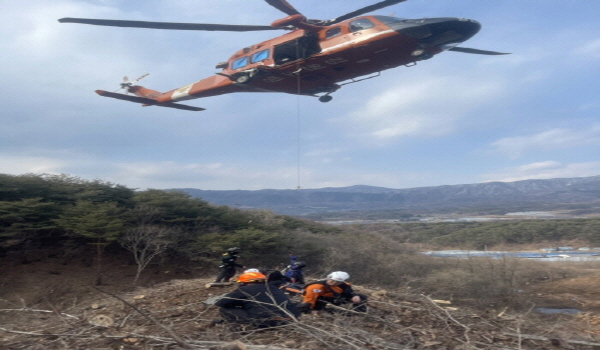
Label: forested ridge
xmin=0 ymin=173 xmax=343 ymax=285
xmin=2 ymin=173 xmax=600 ymax=286
xmin=176 ymin=175 xmax=600 ymax=217
xmin=354 ymin=218 xmax=600 ymax=249
xmin=0 ymin=174 xmax=600 ymax=278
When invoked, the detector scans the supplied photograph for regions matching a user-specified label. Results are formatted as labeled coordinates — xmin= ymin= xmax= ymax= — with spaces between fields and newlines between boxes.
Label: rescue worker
xmin=214 ymin=271 xmax=301 ymax=328
xmin=299 ymin=271 xmax=368 ymax=314
xmin=284 ymin=253 xmax=306 ymax=284
xmin=266 ymin=269 xmax=303 ymax=296
xmin=215 ymin=247 xmax=244 ymax=283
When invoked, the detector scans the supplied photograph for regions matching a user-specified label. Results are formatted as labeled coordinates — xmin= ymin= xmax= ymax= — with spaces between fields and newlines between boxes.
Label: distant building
xmin=541 ymin=247 xmax=574 ymax=251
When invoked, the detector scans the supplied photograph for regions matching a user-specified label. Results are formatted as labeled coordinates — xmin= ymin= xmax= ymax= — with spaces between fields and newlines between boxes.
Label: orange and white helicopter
xmin=59 ymin=0 xmax=507 ymax=111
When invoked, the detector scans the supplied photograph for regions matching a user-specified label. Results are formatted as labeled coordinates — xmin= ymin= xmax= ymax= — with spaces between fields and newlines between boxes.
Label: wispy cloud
xmin=482 ymin=161 xmax=600 ymax=183
xmin=574 ymin=38 xmax=600 ymax=59
xmin=109 ymin=161 xmax=302 ymax=190
xmin=0 ymin=155 xmax=67 ymax=175
xmin=490 ymin=125 xmax=600 ymax=159
xmin=343 ymin=74 xmax=505 ymax=143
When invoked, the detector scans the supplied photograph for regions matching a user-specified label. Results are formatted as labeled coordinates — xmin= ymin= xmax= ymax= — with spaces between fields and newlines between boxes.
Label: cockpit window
xmin=251 ymin=49 xmax=270 ymax=63
xmin=231 ymin=56 xmax=248 ymax=70
xmin=349 ymin=18 xmax=374 ymax=32
xmin=325 ymin=27 xmax=342 ymax=39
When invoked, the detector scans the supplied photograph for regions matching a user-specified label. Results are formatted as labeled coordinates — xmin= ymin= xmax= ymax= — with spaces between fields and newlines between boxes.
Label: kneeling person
xmin=215 ymin=271 xmax=301 ymax=328
xmin=299 ymin=271 xmax=367 ymax=314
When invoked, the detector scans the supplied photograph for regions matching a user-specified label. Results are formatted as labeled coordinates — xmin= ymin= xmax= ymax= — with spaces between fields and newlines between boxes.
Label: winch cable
xmin=294 ymin=41 xmax=303 ymax=190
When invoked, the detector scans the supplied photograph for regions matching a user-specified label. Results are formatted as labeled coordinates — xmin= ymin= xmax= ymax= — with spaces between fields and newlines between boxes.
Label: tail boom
xmin=95 ymin=74 xmax=256 ymax=111
xmin=94 ymin=90 xmax=205 ymax=111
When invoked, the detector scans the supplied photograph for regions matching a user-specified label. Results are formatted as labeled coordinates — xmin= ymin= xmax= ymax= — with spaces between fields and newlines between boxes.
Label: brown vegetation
xmin=2 ymin=255 xmax=600 ymax=349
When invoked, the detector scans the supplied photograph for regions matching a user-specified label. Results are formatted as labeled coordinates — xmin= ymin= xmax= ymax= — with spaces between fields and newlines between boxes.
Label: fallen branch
xmin=421 ymin=294 xmax=471 ymax=344
xmin=0 ymin=327 xmax=290 ymax=350
xmin=124 ymin=333 xmax=294 ymax=350
xmin=0 ymin=326 xmax=69 ymax=337
xmin=502 ymin=332 xmax=600 ymax=347
xmin=323 ymin=302 xmax=365 ymax=315
xmin=93 ymin=286 xmax=193 ymax=349
xmin=367 ymin=300 xmax=423 ymax=311
xmin=0 ymin=308 xmax=79 ymax=320
xmin=288 ymin=321 xmax=366 ymax=350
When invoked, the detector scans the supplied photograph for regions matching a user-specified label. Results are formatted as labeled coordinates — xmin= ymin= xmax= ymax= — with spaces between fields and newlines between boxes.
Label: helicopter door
xmin=273 ymin=34 xmax=321 ymax=65
xmin=348 ymin=18 xmax=376 ymax=53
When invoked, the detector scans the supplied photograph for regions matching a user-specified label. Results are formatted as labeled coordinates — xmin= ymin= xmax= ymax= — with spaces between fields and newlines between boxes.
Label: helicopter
xmin=59 ymin=0 xmax=508 ymax=112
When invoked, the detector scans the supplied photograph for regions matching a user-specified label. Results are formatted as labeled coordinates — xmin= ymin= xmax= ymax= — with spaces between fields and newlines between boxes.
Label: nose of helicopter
xmin=391 ymin=17 xmax=481 ymax=47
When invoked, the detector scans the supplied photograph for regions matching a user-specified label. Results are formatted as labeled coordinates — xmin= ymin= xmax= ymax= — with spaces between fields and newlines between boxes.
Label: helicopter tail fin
xmin=95 ymin=90 xmax=205 ymax=111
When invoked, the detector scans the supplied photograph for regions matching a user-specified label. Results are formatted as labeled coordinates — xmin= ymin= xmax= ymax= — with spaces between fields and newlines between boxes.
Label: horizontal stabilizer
xmin=448 ymin=47 xmax=510 ymax=55
xmin=152 ymin=102 xmax=205 ymax=111
xmin=95 ymin=90 xmax=205 ymax=111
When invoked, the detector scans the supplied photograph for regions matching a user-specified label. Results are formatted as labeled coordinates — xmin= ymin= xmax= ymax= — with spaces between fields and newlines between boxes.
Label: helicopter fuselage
xmin=62 ymin=0 xmax=506 ymax=111
xmin=143 ymin=15 xmax=481 ymax=105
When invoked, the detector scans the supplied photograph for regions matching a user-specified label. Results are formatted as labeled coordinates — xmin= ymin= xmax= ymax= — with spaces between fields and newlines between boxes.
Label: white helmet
xmin=327 ymin=271 xmax=350 ymax=282
xmin=244 ymin=268 xmax=260 ymax=273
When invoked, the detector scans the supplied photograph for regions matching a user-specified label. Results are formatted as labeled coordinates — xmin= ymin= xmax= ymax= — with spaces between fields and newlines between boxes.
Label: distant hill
xmin=171 ymin=175 xmax=600 ymax=218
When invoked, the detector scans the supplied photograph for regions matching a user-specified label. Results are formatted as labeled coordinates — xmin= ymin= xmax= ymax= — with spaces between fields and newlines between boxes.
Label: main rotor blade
xmin=327 ymin=0 xmax=408 ymax=25
xmin=264 ymin=0 xmax=301 ymax=16
xmin=448 ymin=47 xmax=510 ymax=55
xmin=58 ymin=18 xmax=277 ymax=32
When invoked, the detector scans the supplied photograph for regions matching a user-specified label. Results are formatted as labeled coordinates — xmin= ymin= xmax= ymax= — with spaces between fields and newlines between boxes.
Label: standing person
xmin=284 ymin=253 xmax=306 ymax=284
xmin=299 ymin=271 xmax=368 ymax=314
xmin=214 ymin=271 xmax=301 ymax=328
xmin=215 ymin=247 xmax=244 ymax=283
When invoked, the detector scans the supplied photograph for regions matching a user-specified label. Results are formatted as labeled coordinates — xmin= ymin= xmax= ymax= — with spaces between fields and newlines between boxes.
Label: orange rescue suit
xmin=302 ymin=280 xmax=355 ymax=309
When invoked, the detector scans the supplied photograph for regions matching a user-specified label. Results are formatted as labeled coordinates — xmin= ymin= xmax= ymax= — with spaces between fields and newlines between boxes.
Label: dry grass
xmin=2 ymin=275 xmax=600 ymax=349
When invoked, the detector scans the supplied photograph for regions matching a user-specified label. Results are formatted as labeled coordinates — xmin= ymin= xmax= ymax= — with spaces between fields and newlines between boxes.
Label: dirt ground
xmin=527 ymin=271 xmax=600 ymax=311
xmin=2 ymin=256 xmax=600 ymax=349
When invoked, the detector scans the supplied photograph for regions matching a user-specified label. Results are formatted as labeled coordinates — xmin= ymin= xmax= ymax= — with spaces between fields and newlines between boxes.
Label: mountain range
xmin=172 ymin=175 xmax=600 ymax=218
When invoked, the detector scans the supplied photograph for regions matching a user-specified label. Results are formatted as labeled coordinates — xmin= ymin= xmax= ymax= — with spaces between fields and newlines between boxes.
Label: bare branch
xmin=92 ymin=286 xmax=193 ymax=349
xmin=0 ymin=308 xmax=80 ymax=320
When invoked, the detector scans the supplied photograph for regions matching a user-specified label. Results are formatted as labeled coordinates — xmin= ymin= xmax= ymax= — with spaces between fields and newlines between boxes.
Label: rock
xmin=88 ymin=314 xmax=114 ymax=327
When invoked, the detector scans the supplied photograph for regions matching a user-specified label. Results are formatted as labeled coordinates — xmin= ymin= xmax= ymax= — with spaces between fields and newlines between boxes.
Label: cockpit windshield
xmin=373 ymin=16 xmax=406 ymax=25
xmin=373 ymin=15 xmax=432 ymax=39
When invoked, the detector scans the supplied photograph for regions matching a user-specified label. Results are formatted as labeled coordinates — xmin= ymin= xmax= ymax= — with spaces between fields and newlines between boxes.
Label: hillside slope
xmin=2 ymin=261 xmax=600 ymax=350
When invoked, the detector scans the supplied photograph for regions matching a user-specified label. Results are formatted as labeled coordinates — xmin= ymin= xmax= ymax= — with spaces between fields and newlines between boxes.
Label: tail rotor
xmin=114 ymin=73 xmax=149 ymax=93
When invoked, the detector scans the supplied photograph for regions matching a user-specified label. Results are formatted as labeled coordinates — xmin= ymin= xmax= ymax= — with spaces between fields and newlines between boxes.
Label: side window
xmin=251 ymin=49 xmax=270 ymax=63
xmin=349 ymin=18 xmax=374 ymax=33
xmin=325 ymin=27 xmax=341 ymax=39
xmin=231 ymin=56 xmax=248 ymax=70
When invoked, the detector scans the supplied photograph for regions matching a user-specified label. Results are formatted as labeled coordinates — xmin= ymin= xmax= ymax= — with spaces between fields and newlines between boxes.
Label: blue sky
xmin=1 ymin=0 xmax=599 ymax=190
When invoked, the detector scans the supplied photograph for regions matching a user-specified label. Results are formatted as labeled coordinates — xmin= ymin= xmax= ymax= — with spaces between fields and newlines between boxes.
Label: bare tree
xmin=120 ymin=205 xmax=173 ymax=284
xmin=122 ymin=225 xmax=173 ymax=284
